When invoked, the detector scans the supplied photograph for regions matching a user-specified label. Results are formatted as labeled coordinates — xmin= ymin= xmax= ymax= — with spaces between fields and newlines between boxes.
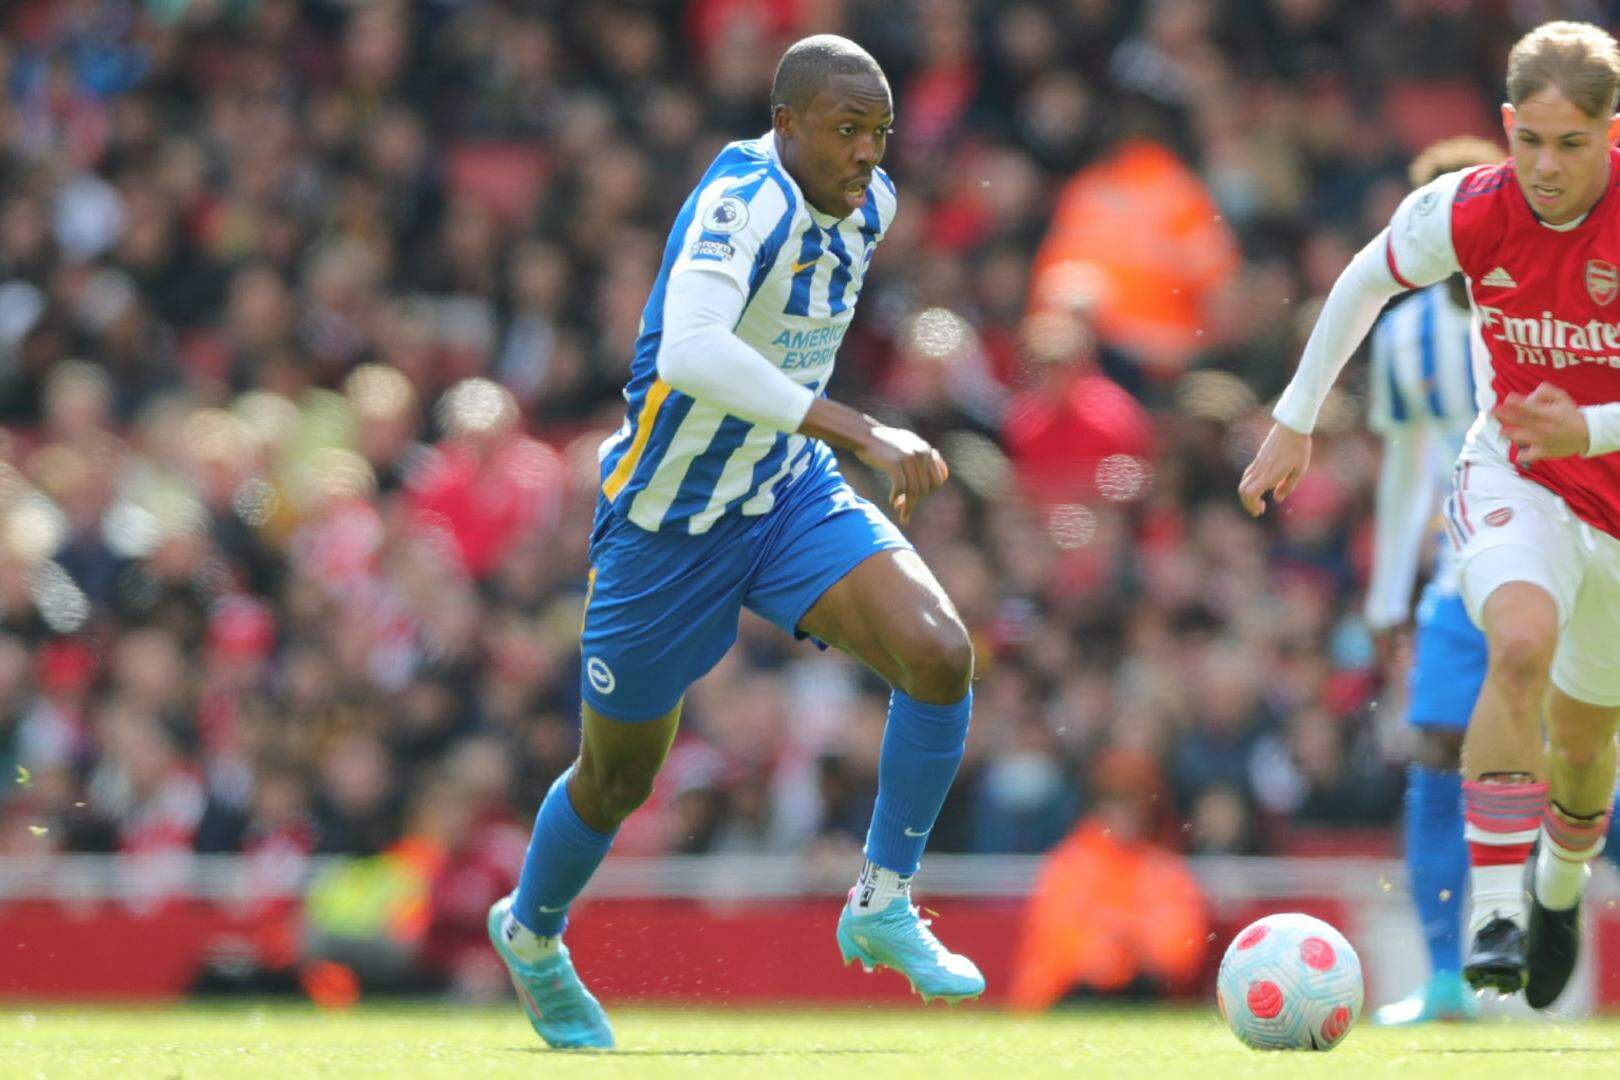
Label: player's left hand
xmin=854 ymin=425 xmax=949 ymax=526
xmin=1494 ymin=382 xmax=1589 ymax=463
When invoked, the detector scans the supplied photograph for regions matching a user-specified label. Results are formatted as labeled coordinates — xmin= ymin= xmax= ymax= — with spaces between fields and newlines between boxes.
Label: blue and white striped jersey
xmin=1364 ymin=282 xmax=1484 ymax=626
xmin=597 ymin=134 xmax=897 ymax=534
xmin=1368 ymin=283 xmax=1480 ymax=444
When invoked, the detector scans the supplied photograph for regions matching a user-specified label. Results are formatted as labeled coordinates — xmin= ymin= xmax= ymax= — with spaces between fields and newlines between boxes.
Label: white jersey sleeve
xmin=670 ymin=173 xmax=795 ymax=296
xmin=1271 ymin=235 xmax=1408 ymax=432
xmin=1383 ymin=170 xmax=1466 ymax=291
xmin=1272 ymin=172 xmax=1467 ymax=434
xmin=657 ymin=270 xmax=816 ymax=432
xmin=1583 ymin=402 xmax=1620 ymax=456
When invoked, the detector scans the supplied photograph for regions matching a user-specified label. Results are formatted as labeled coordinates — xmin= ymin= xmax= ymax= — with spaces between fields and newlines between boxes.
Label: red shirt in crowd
xmin=405 ymin=436 xmax=563 ymax=578
xmin=1001 ymin=370 xmax=1154 ymax=506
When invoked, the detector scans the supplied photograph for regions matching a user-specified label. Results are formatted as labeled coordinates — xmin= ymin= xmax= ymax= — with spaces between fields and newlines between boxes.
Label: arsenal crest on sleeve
xmin=1587 ymin=259 xmax=1618 ymax=306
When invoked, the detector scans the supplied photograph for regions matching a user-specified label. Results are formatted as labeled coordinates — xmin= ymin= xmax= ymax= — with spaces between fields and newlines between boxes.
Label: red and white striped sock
xmin=1463 ymin=779 xmax=1547 ymax=935
xmin=1534 ymin=802 xmax=1610 ymax=911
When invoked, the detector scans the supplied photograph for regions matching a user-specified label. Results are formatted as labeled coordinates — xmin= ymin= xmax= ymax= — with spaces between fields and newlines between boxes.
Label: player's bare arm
xmin=798 ymin=397 xmax=948 ymax=524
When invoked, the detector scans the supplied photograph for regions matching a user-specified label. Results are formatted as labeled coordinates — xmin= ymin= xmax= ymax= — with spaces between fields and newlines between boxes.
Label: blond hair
xmin=1408 ymin=136 xmax=1505 ymax=188
xmin=1506 ymin=21 xmax=1620 ymax=118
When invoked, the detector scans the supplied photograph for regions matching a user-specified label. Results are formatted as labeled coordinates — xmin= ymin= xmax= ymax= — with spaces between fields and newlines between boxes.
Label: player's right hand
xmin=1238 ymin=422 xmax=1312 ymax=517
xmin=855 ymin=426 xmax=948 ymax=525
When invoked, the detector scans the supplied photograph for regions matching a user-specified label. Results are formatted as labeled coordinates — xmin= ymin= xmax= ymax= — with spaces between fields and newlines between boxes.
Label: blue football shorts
xmin=1407 ymin=583 xmax=1488 ymax=730
xmin=579 ymin=448 xmax=911 ymax=721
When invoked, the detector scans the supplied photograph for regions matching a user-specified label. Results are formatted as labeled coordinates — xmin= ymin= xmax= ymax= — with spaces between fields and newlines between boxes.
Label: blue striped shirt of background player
xmin=1364 ymin=281 xmax=1484 ymax=630
xmin=597 ymin=134 xmax=898 ymax=535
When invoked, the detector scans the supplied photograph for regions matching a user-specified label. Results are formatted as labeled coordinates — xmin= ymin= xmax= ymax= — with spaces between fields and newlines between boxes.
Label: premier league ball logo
xmin=1586 ymin=259 xmax=1618 ymax=306
xmin=702 ymin=195 xmax=749 ymax=234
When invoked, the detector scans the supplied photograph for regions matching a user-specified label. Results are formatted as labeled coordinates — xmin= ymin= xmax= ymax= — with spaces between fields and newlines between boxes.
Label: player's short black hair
xmin=770 ymin=35 xmax=885 ymax=115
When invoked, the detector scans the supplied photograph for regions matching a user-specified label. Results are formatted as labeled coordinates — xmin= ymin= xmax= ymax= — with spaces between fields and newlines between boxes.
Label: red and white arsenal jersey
xmin=1386 ymin=147 xmax=1620 ymax=539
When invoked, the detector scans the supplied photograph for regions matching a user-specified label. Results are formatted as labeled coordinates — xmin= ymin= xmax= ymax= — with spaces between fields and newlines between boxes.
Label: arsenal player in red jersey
xmin=1242 ymin=21 xmax=1620 ymax=1009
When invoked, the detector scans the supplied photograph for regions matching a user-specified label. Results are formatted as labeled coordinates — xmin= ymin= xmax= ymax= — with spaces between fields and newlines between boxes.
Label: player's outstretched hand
xmin=1238 ymin=422 xmax=1311 ymax=517
xmin=856 ymin=425 xmax=949 ymax=525
xmin=1494 ymin=382 xmax=1589 ymax=463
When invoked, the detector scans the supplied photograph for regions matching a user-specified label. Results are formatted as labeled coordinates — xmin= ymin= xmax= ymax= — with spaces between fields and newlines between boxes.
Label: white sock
xmin=849 ymin=859 xmax=912 ymax=913
xmin=501 ymin=910 xmax=560 ymax=963
xmin=1535 ymin=832 xmax=1602 ymax=911
xmin=1468 ymin=863 xmax=1527 ymax=937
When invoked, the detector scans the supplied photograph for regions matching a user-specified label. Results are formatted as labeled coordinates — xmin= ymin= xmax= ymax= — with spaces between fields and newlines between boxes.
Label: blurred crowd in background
xmin=0 ymin=0 xmax=1600 ymax=985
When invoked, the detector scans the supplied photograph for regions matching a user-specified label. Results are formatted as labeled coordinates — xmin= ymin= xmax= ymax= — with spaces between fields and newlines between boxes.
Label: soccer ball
xmin=1216 ymin=913 xmax=1364 ymax=1051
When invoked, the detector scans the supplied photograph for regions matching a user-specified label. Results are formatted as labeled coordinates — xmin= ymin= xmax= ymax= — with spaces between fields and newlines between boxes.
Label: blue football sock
xmin=1405 ymin=763 xmax=1466 ymax=976
xmin=512 ymin=767 xmax=616 ymax=937
xmin=1607 ymin=793 xmax=1620 ymax=872
xmin=865 ymin=688 xmax=972 ymax=877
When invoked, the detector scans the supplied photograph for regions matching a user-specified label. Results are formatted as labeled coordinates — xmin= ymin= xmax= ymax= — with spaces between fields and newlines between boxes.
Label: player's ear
xmin=1500 ymin=102 xmax=1516 ymax=142
xmin=772 ymin=104 xmax=795 ymax=139
xmin=1607 ymin=112 xmax=1620 ymax=146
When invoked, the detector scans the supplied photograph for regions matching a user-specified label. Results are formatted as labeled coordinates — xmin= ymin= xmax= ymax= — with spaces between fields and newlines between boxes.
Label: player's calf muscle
xmin=1545 ymin=697 xmax=1620 ymax=811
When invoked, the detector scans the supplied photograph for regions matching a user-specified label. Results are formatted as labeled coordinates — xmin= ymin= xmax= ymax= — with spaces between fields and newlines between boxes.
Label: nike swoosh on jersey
xmin=791 ymin=258 xmax=819 ymax=274
xmin=903 ymin=826 xmax=930 ymax=837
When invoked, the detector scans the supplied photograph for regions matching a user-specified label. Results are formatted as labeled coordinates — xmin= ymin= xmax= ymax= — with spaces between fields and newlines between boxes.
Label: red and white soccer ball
xmin=1216 ymin=913 xmax=1364 ymax=1051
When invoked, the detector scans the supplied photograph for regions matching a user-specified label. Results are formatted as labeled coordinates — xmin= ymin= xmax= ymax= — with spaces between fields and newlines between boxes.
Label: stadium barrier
xmin=2 ymin=854 xmax=1617 ymax=1012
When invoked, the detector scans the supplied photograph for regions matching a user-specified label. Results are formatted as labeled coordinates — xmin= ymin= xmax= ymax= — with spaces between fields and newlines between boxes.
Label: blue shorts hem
xmin=1407 ymin=712 xmax=1471 ymax=731
xmin=580 ymin=689 xmax=681 ymax=724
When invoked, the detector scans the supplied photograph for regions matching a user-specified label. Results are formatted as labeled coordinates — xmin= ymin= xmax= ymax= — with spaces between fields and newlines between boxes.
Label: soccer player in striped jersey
xmin=1244 ymin=22 xmax=1620 ymax=1009
xmin=486 ymin=36 xmax=983 ymax=1050
xmin=1365 ymin=137 xmax=1503 ymax=1027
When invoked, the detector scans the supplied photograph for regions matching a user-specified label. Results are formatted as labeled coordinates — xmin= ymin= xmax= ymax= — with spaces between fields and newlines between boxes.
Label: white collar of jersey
xmin=763 ymin=132 xmax=861 ymax=230
xmin=1539 ymin=211 xmax=1587 ymax=232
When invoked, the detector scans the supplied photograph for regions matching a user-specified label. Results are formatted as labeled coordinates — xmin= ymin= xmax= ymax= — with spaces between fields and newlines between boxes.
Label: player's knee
xmin=575 ymin=767 xmax=658 ymax=826
xmin=895 ymin=618 xmax=974 ymax=703
xmin=1485 ymin=626 xmax=1555 ymax=704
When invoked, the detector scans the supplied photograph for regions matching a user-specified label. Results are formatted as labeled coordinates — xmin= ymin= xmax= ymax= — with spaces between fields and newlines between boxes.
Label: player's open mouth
xmin=1531 ymin=183 xmax=1562 ymax=204
xmin=843 ymin=176 xmax=871 ymax=207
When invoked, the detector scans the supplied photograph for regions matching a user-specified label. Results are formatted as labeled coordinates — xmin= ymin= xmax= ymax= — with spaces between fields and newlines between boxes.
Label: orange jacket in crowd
xmin=1029 ymin=139 xmax=1239 ymax=376
xmin=1009 ymin=818 xmax=1210 ymax=1010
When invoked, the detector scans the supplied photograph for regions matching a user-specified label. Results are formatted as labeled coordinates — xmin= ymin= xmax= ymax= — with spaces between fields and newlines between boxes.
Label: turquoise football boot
xmin=836 ymin=893 xmax=986 ymax=1004
xmin=1372 ymin=970 xmax=1480 ymax=1025
xmin=487 ymin=894 xmax=614 ymax=1049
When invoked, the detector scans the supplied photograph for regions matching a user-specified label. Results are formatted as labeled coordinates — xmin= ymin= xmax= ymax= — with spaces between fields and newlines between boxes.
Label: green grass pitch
xmin=7 ymin=1002 xmax=1620 ymax=1078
